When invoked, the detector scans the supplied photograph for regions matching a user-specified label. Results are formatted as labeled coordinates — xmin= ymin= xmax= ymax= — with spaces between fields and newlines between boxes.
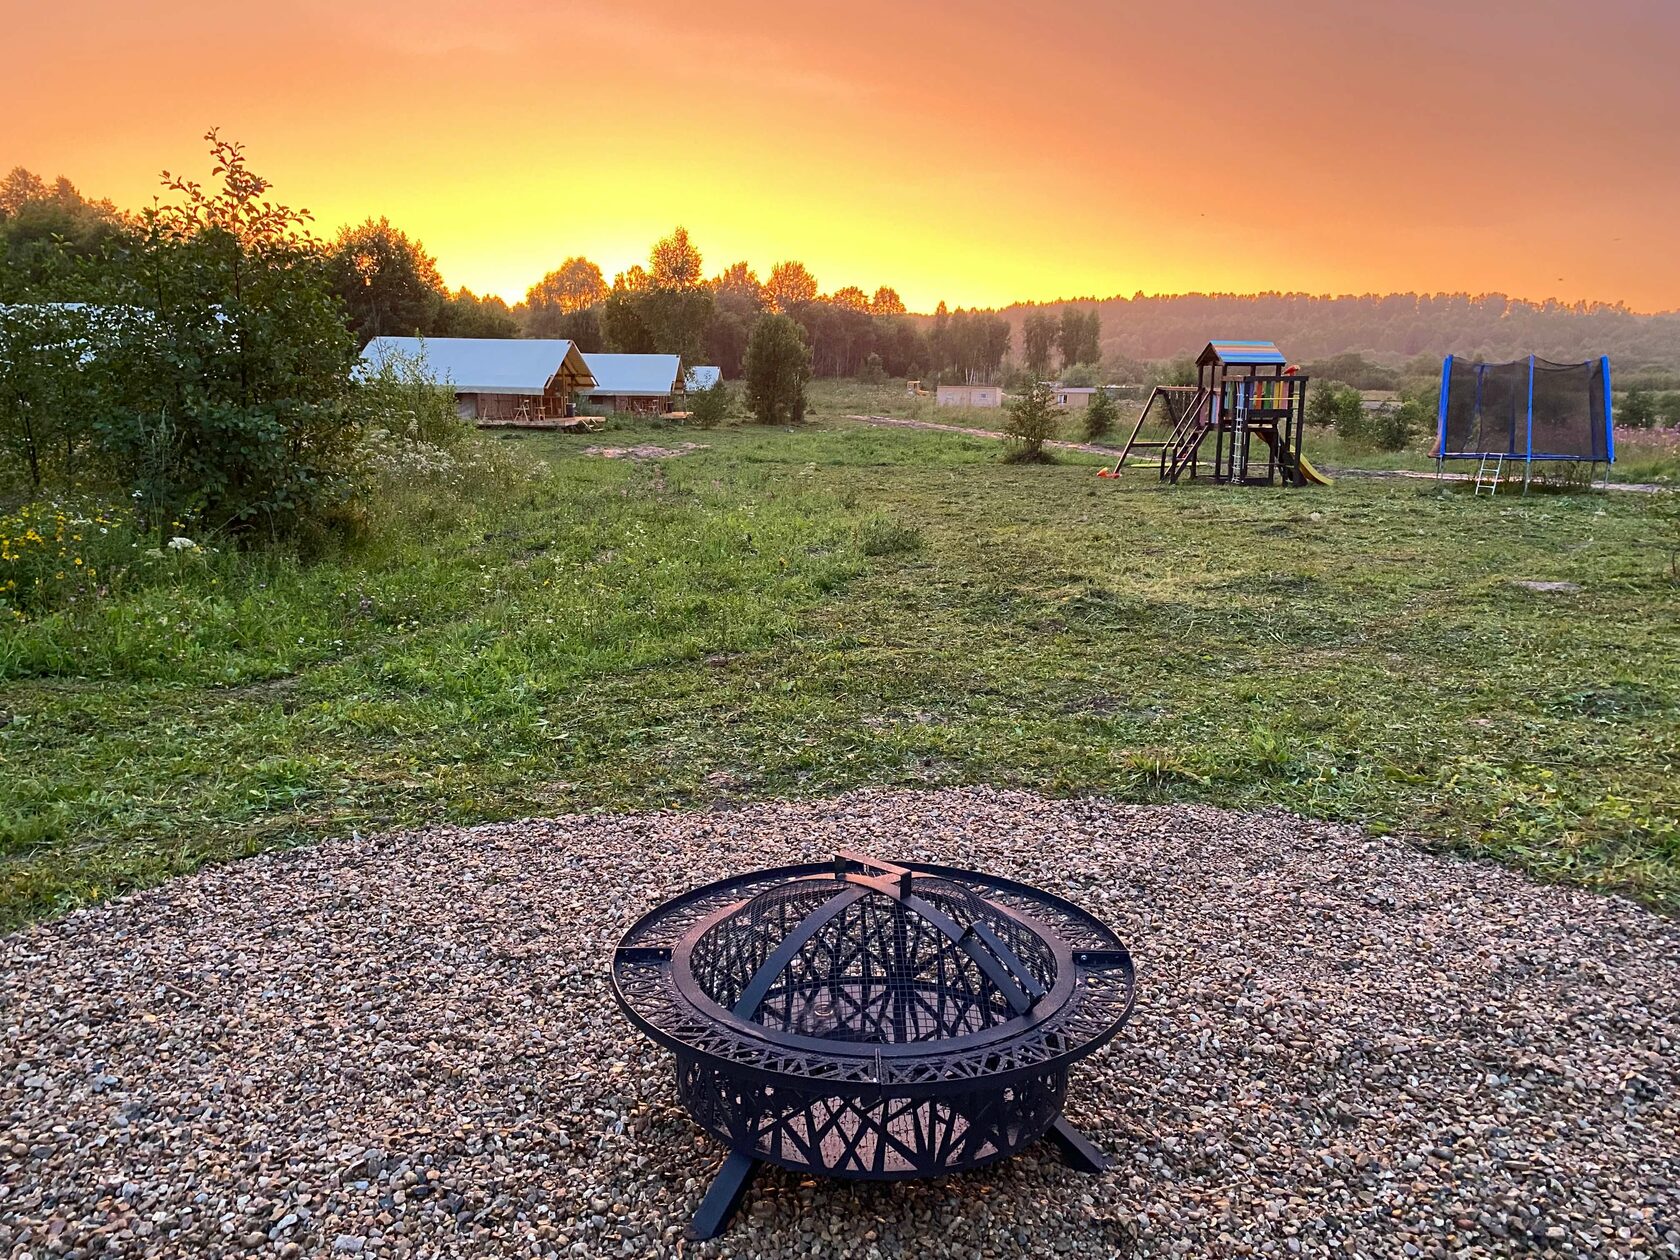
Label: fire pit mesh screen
xmin=610 ymin=854 xmax=1136 ymax=1239
xmin=688 ymin=876 xmax=1055 ymax=1042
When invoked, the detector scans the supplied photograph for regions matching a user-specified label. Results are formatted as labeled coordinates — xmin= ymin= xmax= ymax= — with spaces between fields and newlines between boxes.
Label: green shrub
xmin=688 ymin=380 xmax=732 ymax=428
xmin=1082 ymin=389 xmax=1119 ymax=442
xmin=1622 ymin=388 xmax=1657 ymax=429
xmin=94 ymin=132 xmax=360 ymax=543
xmin=1002 ymin=381 xmax=1060 ymax=463
xmin=1307 ymin=382 xmax=1365 ymax=435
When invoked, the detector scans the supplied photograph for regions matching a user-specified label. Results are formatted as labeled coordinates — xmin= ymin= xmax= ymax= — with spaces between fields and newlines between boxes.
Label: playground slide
xmin=1254 ymin=428 xmax=1334 ymax=486
xmin=1294 ymin=452 xmax=1334 ymax=486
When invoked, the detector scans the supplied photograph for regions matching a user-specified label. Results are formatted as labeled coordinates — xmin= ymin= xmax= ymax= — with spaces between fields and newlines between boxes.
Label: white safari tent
xmin=579 ymin=353 xmax=685 ymax=414
xmin=685 ymin=365 xmax=723 ymax=392
xmin=358 ymin=337 xmax=596 ymax=425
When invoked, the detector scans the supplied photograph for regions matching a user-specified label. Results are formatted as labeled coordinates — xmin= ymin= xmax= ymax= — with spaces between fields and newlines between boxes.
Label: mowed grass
xmin=2 ymin=410 xmax=1676 ymax=929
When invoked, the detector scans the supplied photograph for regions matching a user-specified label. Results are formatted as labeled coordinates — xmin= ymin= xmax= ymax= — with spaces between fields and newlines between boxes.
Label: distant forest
xmin=993 ymin=293 xmax=1680 ymax=374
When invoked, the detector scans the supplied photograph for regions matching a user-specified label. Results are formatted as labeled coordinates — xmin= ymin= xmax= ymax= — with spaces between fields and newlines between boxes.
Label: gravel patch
xmin=3 ymin=788 xmax=1677 ymax=1259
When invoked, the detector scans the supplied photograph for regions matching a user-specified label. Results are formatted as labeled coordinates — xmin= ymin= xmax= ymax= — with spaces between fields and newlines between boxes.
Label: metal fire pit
xmin=610 ymin=852 xmax=1136 ymax=1239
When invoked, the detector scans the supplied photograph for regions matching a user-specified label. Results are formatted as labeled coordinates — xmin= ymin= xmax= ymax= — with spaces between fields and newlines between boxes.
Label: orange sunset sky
xmin=8 ymin=0 xmax=1680 ymax=313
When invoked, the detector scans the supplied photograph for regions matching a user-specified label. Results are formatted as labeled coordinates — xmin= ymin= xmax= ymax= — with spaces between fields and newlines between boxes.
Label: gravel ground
xmin=3 ymin=788 xmax=1678 ymax=1260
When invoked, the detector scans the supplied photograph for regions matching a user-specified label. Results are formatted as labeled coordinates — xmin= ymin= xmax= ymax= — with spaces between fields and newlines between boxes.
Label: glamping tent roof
xmin=685 ymin=365 xmax=722 ymax=392
xmin=1198 ymin=340 xmax=1288 ymax=367
xmin=358 ymin=337 xmax=595 ymax=394
xmin=582 ymin=353 xmax=684 ymax=396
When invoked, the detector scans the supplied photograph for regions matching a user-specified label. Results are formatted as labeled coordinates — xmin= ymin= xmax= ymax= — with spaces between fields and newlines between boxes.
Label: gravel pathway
xmin=4 ymin=788 xmax=1677 ymax=1259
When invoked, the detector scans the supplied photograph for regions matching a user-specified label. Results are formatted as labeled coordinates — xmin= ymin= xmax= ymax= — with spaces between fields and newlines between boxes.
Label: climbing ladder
xmin=1159 ymin=388 xmax=1212 ymax=483
xmin=1473 ymin=454 xmax=1506 ymax=495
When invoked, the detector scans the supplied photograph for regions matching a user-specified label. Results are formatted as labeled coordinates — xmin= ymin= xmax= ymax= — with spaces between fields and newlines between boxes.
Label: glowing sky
xmin=8 ymin=0 xmax=1680 ymax=312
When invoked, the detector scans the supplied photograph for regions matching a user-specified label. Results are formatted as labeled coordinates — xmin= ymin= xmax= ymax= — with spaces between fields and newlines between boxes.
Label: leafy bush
xmin=1307 ymin=382 xmax=1364 ymax=433
xmin=353 ymin=344 xmax=470 ymax=450
xmin=94 ymin=133 xmax=357 ymax=544
xmin=745 ymin=314 xmax=811 ymax=424
xmin=687 ymin=380 xmax=732 ymax=428
xmin=1621 ymin=388 xmax=1657 ymax=429
xmin=1082 ymin=388 xmax=1119 ymax=442
xmin=1366 ymin=397 xmax=1428 ymax=451
xmin=1002 ymin=381 xmax=1060 ymax=463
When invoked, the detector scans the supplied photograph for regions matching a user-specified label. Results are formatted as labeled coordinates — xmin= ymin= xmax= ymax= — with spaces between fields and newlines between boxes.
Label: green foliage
xmin=687 ymin=380 xmax=732 ymax=428
xmin=0 ymin=167 xmax=129 ymax=287
xmin=1307 ymin=383 xmax=1365 ymax=436
xmin=1302 ymin=352 xmax=1398 ymax=391
xmin=327 ymin=217 xmax=445 ymax=343
xmin=1022 ymin=311 xmax=1057 ymax=377
xmin=0 ymin=302 xmax=106 ymax=493
xmin=94 ymin=131 xmax=359 ymax=541
xmin=1058 ymin=362 xmax=1100 ymax=388
xmin=860 ymin=352 xmax=886 ymax=385
xmin=433 ymin=287 xmax=519 ymax=338
xmin=523 ymin=258 xmax=608 ymax=337
xmin=1082 ymin=388 xmax=1119 ymax=442
xmin=1002 ymin=380 xmax=1059 ymax=462
xmin=744 ymin=314 xmax=811 ymax=424
xmin=1621 ymin=388 xmax=1657 ymax=429
xmin=353 ymin=344 xmax=469 ymax=450
xmin=927 ymin=305 xmax=1010 ymax=386
xmin=1057 ymin=306 xmax=1100 ymax=370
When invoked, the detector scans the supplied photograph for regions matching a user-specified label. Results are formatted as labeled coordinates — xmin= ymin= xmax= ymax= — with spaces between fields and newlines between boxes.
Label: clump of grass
xmin=854 ymin=513 xmax=923 ymax=557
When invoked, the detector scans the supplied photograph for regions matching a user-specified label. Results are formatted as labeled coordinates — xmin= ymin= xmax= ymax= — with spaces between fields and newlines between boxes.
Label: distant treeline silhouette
xmin=991 ymin=292 xmax=1680 ymax=371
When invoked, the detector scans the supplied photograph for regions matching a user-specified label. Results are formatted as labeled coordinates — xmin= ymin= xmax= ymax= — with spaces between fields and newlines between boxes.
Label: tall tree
xmin=829 ymin=285 xmax=870 ymax=313
xmin=0 ymin=166 xmax=129 ymax=287
xmin=1022 ymin=310 xmax=1058 ymax=377
xmin=1058 ymin=306 xmax=1100 ymax=370
xmin=434 ymin=287 xmax=519 ymax=338
xmin=650 ymin=226 xmax=703 ymax=287
xmin=328 ymin=217 xmax=446 ymax=344
xmin=765 ymin=260 xmax=818 ymax=312
xmin=712 ymin=261 xmax=765 ymax=306
xmin=524 ymin=257 xmax=607 ymax=336
xmin=744 ymin=313 xmax=811 ymax=424
xmin=870 ymin=286 xmax=906 ymax=316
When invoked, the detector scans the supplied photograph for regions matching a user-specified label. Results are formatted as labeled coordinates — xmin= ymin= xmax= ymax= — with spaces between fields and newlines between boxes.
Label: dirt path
xmin=842 ymin=413 xmax=1669 ymax=493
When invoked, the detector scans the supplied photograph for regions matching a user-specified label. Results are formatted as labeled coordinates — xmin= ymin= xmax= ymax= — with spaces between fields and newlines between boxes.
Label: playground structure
xmin=1435 ymin=355 xmax=1614 ymax=494
xmin=1113 ymin=340 xmax=1326 ymax=486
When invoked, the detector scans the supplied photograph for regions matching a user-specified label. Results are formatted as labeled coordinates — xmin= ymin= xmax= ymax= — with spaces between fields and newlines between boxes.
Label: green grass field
xmin=2 ymin=393 xmax=1676 ymax=929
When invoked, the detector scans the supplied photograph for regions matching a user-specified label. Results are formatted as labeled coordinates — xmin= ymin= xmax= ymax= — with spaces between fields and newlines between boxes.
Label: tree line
xmin=328 ymin=219 xmax=1033 ymax=386
xmin=997 ymin=291 xmax=1680 ymax=377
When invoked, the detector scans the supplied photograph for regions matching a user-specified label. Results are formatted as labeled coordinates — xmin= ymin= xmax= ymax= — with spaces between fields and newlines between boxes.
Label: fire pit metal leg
xmin=686 ymin=1149 xmax=761 ymax=1241
xmin=1046 ymin=1116 xmax=1110 ymax=1173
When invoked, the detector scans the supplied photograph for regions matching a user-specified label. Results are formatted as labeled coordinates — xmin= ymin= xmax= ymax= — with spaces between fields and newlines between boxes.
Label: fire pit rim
xmin=610 ymin=857 xmax=1137 ymax=1090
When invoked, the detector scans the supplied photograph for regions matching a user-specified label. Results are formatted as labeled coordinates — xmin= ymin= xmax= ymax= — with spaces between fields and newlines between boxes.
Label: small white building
xmin=935 ymin=383 xmax=1001 ymax=408
xmin=579 ymin=353 xmax=685 ymax=414
xmin=1051 ymin=385 xmax=1097 ymax=410
xmin=357 ymin=336 xmax=596 ymax=424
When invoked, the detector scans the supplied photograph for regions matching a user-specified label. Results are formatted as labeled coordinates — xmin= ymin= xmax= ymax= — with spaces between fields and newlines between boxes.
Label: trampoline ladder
xmin=1473 ymin=454 xmax=1505 ymax=496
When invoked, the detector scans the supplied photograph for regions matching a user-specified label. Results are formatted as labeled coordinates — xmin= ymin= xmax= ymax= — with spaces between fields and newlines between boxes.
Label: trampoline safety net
xmin=1438 ymin=355 xmax=1612 ymax=463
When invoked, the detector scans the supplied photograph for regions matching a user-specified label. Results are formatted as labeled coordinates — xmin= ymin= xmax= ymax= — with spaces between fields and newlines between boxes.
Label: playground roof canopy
xmin=1199 ymin=340 xmax=1287 ymax=367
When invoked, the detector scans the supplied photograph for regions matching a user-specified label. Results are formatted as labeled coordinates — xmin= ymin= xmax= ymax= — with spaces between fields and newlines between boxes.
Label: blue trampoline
xmin=1436 ymin=355 xmax=1614 ymax=490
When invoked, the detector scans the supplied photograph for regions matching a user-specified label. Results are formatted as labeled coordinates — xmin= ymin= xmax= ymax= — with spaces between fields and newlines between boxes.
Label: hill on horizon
xmin=967 ymin=291 xmax=1680 ymax=372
